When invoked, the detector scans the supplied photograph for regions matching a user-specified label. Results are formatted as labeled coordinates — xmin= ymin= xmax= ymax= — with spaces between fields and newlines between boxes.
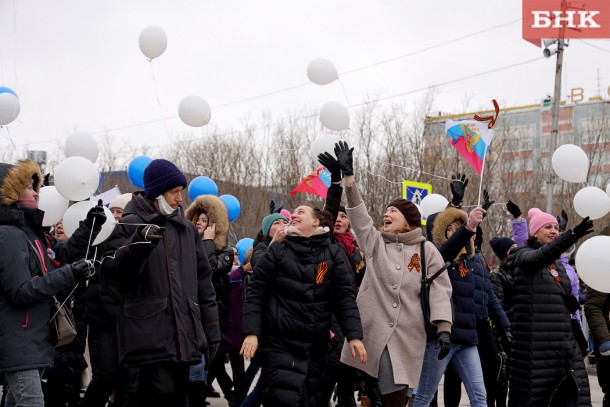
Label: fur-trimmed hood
xmin=431 ymin=207 xmax=474 ymax=259
xmin=0 ymin=160 xmax=43 ymax=206
xmin=185 ymin=194 xmax=230 ymax=251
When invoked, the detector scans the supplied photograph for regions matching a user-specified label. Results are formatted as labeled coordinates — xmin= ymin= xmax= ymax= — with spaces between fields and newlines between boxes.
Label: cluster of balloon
xmin=307 ymin=58 xmax=350 ymax=132
xmin=39 ymin=134 xmax=115 ymax=245
xmin=127 ymin=156 xmax=153 ymax=189
xmin=552 ymin=144 xmax=610 ymax=219
xmin=0 ymin=87 xmax=20 ymax=126
xmin=420 ymin=194 xmax=449 ymax=218
xmin=179 ymin=95 xmax=211 ymax=127
xmin=310 ymin=133 xmax=340 ymax=163
xmin=187 ymin=177 xmax=241 ymax=222
xmin=236 ymin=238 xmax=254 ymax=265
xmin=139 ymin=26 xmax=167 ymax=60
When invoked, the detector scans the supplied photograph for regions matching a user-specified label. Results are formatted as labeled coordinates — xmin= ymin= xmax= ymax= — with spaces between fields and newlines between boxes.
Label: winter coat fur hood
xmin=185 ymin=195 xmax=230 ymax=251
xmin=431 ymin=207 xmax=474 ymax=259
xmin=0 ymin=160 xmax=43 ymax=206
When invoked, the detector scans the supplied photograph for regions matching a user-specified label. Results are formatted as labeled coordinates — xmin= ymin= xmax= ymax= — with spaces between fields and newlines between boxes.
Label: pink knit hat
xmin=528 ymin=207 xmax=558 ymax=236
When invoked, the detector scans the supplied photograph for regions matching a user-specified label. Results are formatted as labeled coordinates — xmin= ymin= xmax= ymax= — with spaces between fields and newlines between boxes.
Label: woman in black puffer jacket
xmin=242 ymin=205 xmax=366 ymax=406
xmin=507 ymin=208 xmax=593 ymax=407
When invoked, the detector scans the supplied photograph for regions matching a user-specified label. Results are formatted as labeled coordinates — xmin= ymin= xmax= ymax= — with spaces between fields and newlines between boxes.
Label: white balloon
xmin=319 ymin=101 xmax=350 ymax=131
xmin=138 ymin=26 xmax=167 ymax=60
xmin=420 ymin=194 xmax=449 ymax=218
xmin=65 ymin=133 xmax=99 ymax=163
xmin=573 ymin=186 xmax=610 ymax=220
xmin=576 ymin=236 xmax=610 ymax=293
xmin=54 ymin=157 xmax=100 ymax=201
xmin=310 ymin=133 xmax=340 ymax=163
xmin=39 ymin=187 xmax=69 ymax=227
xmin=0 ymin=92 xmax=20 ymax=125
xmin=307 ymin=58 xmax=338 ymax=85
xmin=552 ymin=144 xmax=589 ymax=183
xmin=62 ymin=201 xmax=115 ymax=246
xmin=178 ymin=95 xmax=211 ymax=127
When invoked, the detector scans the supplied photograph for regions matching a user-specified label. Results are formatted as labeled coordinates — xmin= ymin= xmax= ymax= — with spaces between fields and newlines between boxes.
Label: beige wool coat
xmin=340 ymin=183 xmax=453 ymax=389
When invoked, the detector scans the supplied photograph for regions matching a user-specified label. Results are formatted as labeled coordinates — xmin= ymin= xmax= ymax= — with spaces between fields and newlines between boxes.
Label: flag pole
xmin=473 ymin=99 xmax=499 ymax=207
xmin=477 ymin=144 xmax=488 ymax=207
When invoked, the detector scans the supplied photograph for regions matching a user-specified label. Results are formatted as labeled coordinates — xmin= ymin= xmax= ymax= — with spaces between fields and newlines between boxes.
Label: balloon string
xmin=97 ymin=241 xmax=154 ymax=265
xmin=149 ymin=61 xmax=162 ymax=108
xmin=228 ymin=223 xmax=239 ymax=245
xmin=338 ymin=78 xmax=351 ymax=106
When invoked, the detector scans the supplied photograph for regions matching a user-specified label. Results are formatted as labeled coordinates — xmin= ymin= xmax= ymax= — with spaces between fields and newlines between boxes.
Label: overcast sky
xmin=1 ymin=0 xmax=609 ymax=163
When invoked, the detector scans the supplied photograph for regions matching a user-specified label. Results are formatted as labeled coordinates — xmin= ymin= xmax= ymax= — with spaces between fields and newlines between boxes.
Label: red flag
xmin=290 ymin=167 xmax=331 ymax=198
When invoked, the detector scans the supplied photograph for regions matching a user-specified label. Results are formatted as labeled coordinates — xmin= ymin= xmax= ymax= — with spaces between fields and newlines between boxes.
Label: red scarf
xmin=334 ymin=232 xmax=355 ymax=257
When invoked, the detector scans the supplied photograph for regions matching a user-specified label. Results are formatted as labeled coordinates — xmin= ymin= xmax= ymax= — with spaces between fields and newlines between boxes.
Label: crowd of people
xmin=0 ymin=142 xmax=608 ymax=407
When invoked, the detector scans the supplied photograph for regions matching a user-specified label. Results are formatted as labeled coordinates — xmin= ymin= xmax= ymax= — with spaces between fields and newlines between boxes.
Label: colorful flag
xmin=444 ymin=119 xmax=495 ymax=175
xmin=290 ymin=167 xmax=331 ymax=198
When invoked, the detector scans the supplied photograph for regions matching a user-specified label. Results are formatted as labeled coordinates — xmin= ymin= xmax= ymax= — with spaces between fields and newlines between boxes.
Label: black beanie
xmin=387 ymin=198 xmax=421 ymax=228
xmin=489 ymin=237 xmax=516 ymax=259
xmin=143 ymin=159 xmax=187 ymax=199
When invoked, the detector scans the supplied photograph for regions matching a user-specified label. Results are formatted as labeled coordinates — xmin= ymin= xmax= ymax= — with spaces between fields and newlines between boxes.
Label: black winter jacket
xmin=102 ymin=193 xmax=221 ymax=366
xmin=0 ymin=206 xmax=94 ymax=373
xmin=243 ymin=228 xmax=362 ymax=406
xmin=507 ymin=231 xmax=588 ymax=406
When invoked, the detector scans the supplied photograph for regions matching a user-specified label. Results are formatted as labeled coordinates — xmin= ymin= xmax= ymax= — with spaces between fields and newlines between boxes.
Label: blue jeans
xmin=4 ymin=369 xmax=45 ymax=407
xmin=414 ymin=341 xmax=486 ymax=407
xmin=240 ymin=376 xmax=263 ymax=407
xmin=188 ymin=357 xmax=206 ymax=382
xmin=244 ymin=358 xmax=260 ymax=393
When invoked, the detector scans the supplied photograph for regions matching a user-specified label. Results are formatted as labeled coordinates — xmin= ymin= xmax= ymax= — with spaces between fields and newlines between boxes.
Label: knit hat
xmin=109 ymin=193 xmax=132 ymax=210
xmin=143 ymin=159 xmax=187 ymax=199
xmin=387 ymin=198 xmax=421 ymax=228
xmin=489 ymin=237 xmax=516 ymax=259
xmin=261 ymin=213 xmax=288 ymax=237
xmin=528 ymin=207 xmax=558 ymax=236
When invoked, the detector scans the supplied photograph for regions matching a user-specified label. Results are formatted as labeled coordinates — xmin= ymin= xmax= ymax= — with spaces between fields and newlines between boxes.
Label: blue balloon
xmin=0 ymin=87 xmax=17 ymax=96
xmin=127 ymin=156 xmax=152 ymax=189
xmin=188 ymin=176 xmax=218 ymax=200
xmin=220 ymin=194 xmax=240 ymax=222
xmin=236 ymin=238 xmax=254 ymax=265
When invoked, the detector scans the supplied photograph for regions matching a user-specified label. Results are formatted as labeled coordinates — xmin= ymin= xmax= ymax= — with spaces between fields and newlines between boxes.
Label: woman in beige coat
xmin=336 ymin=142 xmax=453 ymax=407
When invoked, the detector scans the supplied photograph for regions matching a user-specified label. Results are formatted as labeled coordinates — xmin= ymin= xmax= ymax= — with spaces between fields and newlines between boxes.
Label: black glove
xmin=269 ymin=200 xmax=276 ymax=214
xmin=572 ymin=216 xmax=593 ymax=240
xmin=138 ymin=225 xmax=165 ymax=242
xmin=482 ymin=190 xmax=495 ymax=212
xmin=437 ymin=331 xmax=451 ymax=360
xmin=557 ymin=209 xmax=568 ymax=232
xmin=334 ymin=141 xmax=354 ymax=177
xmin=506 ymin=200 xmax=521 ymax=218
xmin=205 ymin=343 xmax=218 ymax=364
xmin=71 ymin=259 xmax=93 ymax=282
xmin=450 ymin=173 xmax=468 ymax=207
xmin=501 ymin=330 xmax=513 ymax=353
xmin=317 ymin=152 xmax=342 ymax=183
xmin=85 ymin=199 xmax=107 ymax=230
xmin=503 ymin=330 xmax=513 ymax=344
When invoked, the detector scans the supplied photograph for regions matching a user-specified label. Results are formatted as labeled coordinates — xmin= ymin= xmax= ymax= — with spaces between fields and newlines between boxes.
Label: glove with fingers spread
xmin=317 ymin=152 xmax=342 ymax=182
xmin=557 ymin=209 xmax=569 ymax=232
xmin=506 ymin=200 xmax=521 ymax=218
xmin=437 ymin=331 xmax=451 ymax=360
xmin=482 ymin=190 xmax=495 ymax=212
xmin=85 ymin=199 xmax=107 ymax=231
xmin=71 ymin=259 xmax=93 ymax=282
xmin=334 ymin=141 xmax=354 ymax=177
xmin=269 ymin=200 xmax=276 ymax=214
xmin=138 ymin=224 xmax=165 ymax=243
xmin=450 ymin=173 xmax=468 ymax=207
xmin=572 ymin=216 xmax=593 ymax=240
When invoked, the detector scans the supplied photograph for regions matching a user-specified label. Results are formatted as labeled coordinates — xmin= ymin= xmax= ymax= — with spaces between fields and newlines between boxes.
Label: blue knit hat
xmin=261 ymin=213 xmax=288 ymax=237
xmin=143 ymin=159 xmax=187 ymax=199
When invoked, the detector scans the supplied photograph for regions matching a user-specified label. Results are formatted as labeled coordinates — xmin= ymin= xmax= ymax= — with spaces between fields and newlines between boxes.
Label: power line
xmin=581 ymin=40 xmax=610 ymax=53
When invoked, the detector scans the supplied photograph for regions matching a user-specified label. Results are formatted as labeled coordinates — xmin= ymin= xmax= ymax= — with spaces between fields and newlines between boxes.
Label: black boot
xmin=187 ymin=381 xmax=206 ymax=407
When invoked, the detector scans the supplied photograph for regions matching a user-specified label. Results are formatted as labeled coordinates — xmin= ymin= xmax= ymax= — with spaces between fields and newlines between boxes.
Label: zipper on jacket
xmin=547 ymin=369 xmax=579 ymax=406
xmin=21 ymin=310 xmax=29 ymax=328
xmin=34 ymin=240 xmax=49 ymax=274
xmin=163 ymin=238 xmax=183 ymax=357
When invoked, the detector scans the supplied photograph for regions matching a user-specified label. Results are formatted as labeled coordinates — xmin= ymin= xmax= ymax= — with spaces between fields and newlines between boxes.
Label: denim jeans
xmin=240 ymin=376 xmax=263 ymax=407
xmin=189 ymin=357 xmax=206 ymax=382
xmin=4 ymin=369 xmax=45 ymax=407
xmin=414 ymin=341 xmax=486 ymax=407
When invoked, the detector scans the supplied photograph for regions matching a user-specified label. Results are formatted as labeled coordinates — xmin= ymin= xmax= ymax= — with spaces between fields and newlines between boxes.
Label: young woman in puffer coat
xmin=241 ymin=204 xmax=366 ymax=406
xmin=506 ymin=208 xmax=593 ymax=407
xmin=329 ymin=142 xmax=453 ymax=407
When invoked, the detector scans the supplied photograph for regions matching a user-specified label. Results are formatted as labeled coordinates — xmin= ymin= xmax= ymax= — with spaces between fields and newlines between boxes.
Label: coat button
xmin=395 ymin=265 xmax=401 ymax=270
xmin=389 ymin=322 xmax=394 ymax=327
xmin=392 ymin=284 xmax=398 ymax=290
xmin=397 ymin=245 xmax=402 ymax=251
xmin=392 ymin=303 xmax=398 ymax=308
